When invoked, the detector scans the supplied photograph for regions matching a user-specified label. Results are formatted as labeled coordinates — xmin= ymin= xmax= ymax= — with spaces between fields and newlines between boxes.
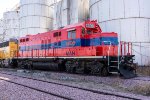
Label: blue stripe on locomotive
xmin=88 ymin=37 xmax=118 ymax=46
xmin=19 ymin=37 xmax=118 ymax=51
xmin=101 ymin=37 xmax=118 ymax=45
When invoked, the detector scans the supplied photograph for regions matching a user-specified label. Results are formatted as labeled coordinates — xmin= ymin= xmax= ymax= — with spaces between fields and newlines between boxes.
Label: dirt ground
xmin=136 ymin=66 xmax=150 ymax=76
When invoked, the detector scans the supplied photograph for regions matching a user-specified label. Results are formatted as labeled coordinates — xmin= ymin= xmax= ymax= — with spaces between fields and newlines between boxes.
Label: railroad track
xmin=0 ymin=71 xmax=141 ymax=100
xmin=0 ymin=75 xmax=72 ymax=100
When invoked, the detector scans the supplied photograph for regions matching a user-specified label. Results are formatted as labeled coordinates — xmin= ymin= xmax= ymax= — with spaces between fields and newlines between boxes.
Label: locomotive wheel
xmin=0 ymin=64 xmax=5 ymax=68
xmin=101 ymin=67 xmax=109 ymax=77
xmin=75 ymin=61 xmax=85 ymax=74
xmin=65 ymin=61 xmax=76 ymax=73
xmin=66 ymin=61 xmax=71 ymax=73
xmin=27 ymin=61 xmax=33 ymax=70
xmin=90 ymin=62 xmax=103 ymax=75
xmin=11 ymin=59 xmax=18 ymax=68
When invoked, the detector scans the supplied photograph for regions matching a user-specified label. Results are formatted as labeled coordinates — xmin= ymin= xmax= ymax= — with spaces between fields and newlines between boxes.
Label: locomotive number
xmin=66 ymin=51 xmax=75 ymax=56
xmin=86 ymin=24 xmax=95 ymax=28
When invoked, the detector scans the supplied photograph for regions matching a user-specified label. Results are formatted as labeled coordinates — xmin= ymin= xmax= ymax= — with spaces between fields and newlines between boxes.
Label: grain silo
xmin=53 ymin=0 xmax=89 ymax=29
xmin=3 ymin=11 xmax=19 ymax=41
xmin=0 ymin=19 xmax=4 ymax=42
xmin=90 ymin=0 xmax=150 ymax=66
xmin=20 ymin=0 xmax=54 ymax=37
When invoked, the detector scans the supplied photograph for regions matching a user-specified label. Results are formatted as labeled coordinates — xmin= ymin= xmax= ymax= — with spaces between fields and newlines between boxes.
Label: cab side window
xmin=68 ymin=30 xmax=76 ymax=39
xmin=68 ymin=32 xmax=71 ymax=39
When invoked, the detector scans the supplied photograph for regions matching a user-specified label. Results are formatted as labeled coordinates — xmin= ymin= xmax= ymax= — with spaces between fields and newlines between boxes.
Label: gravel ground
xmin=0 ymin=73 xmax=131 ymax=100
xmin=133 ymin=76 xmax=150 ymax=81
xmin=0 ymin=68 xmax=150 ymax=100
xmin=0 ymin=80 xmax=63 ymax=100
xmin=27 ymin=70 xmax=150 ymax=96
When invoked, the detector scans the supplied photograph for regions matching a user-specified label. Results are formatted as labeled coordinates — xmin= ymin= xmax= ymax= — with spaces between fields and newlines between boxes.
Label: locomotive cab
xmin=79 ymin=20 xmax=118 ymax=56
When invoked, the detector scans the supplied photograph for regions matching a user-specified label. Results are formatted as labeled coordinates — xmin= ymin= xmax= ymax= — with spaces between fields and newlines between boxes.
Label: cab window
xmin=68 ymin=30 xmax=76 ymax=39
xmin=68 ymin=32 xmax=71 ymax=38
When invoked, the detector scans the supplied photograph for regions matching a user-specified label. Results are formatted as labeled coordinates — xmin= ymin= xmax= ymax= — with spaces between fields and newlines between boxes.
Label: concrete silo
xmin=90 ymin=0 xmax=150 ymax=66
xmin=53 ymin=0 xmax=89 ymax=29
xmin=0 ymin=19 xmax=4 ymax=42
xmin=20 ymin=0 xmax=54 ymax=37
xmin=3 ymin=11 xmax=19 ymax=41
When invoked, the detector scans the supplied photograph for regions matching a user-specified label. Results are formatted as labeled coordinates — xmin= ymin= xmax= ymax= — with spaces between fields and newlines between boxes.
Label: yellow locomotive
xmin=0 ymin=39 xmax=18 ymax=67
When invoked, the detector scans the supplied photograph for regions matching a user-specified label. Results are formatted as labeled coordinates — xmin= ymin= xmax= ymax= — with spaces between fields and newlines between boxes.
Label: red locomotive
xmin=11 ymin=20 xmax=135 ymax=78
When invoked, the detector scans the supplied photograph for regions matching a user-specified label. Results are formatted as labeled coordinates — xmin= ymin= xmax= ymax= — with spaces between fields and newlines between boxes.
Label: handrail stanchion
xmin=118 ymin=41 xmax=120 ymax=70
xmin=103 ymin=41 xmax=112 ymax=67
xmin=120 ymin=41 xmax=123 ymax=56
xmin=131 ymin=42 xmax=133 ymax=55
xmin=128 ymin=42 xmax=130 ymax=55
xmin=124 ymin=42 xmax=125 ymax=55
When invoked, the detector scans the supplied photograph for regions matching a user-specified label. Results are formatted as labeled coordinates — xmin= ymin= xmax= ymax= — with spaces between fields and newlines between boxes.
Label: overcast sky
xmin=0 ymin=0 xmax=19 ymax=18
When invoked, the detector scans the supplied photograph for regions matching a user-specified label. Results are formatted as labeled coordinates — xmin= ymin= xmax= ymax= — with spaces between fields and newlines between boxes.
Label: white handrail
xmin=102 ymin=41 xmax=112 ymax=67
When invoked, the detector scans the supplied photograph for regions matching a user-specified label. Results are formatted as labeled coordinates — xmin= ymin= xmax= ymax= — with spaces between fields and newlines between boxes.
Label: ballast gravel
xmin=0 ymin=73 xmax=131 ymax=100
xmin=0 ymin=80 xmax=63 ymax=100
xmin=0 ymin=68 xmax=150 ymax=100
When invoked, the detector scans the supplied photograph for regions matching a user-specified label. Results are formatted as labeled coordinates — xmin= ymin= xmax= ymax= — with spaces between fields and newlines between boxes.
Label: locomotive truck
xmin=0 ymin=20 xmax=136 ymax=78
